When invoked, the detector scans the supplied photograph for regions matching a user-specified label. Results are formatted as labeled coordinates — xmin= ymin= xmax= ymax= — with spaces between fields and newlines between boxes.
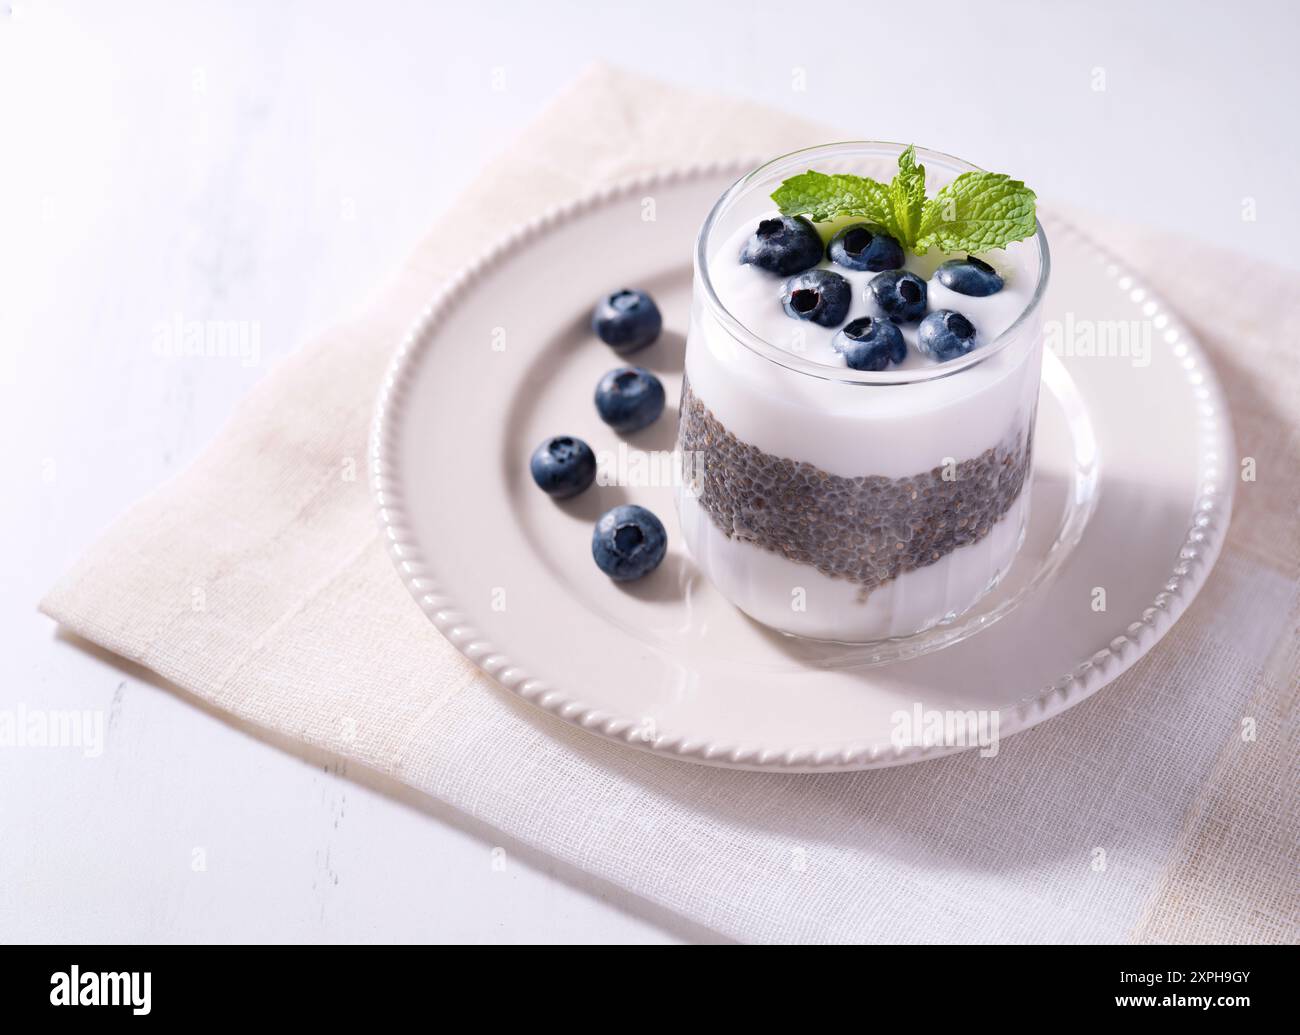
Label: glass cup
xmin=675 ymin=142 xmax=1051 ymax=643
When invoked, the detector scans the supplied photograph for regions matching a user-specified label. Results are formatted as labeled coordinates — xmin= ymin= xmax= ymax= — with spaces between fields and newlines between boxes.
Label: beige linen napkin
xmin=42 ymin=64 xmax=1298 ymax=944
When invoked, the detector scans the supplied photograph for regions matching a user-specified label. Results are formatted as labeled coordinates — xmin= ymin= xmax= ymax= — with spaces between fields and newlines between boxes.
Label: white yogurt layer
xmin=687 ymin=216 xmax=1042 ymax=481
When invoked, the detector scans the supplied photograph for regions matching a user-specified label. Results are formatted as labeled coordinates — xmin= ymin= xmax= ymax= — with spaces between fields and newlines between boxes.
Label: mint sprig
xmin=771 ymin=145 xmax=1037 ymax=255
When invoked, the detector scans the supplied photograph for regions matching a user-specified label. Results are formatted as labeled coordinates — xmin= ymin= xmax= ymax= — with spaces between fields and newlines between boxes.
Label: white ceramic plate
xmin=372 ymin=163 xmax=1234 ymax=772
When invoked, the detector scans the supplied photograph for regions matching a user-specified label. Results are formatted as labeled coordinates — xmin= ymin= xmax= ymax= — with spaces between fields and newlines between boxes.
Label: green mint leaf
xmin=888 ymin=145 xmax=926 ymax=250
xmin=773 ymin=153 xmax=1039 ymax=257
xmin=771 ymin=171 xmax=894 ymax=230
xmin=915 ymin=172 xmax=1037 ymax=254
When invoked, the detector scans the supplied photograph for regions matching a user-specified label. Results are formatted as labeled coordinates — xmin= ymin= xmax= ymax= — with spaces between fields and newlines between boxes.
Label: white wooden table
xmin=2 ymin=0 xmax=1293 ymax=943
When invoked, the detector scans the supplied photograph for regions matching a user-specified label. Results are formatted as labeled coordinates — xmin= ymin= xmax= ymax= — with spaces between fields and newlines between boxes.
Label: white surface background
xmin=2 ymin=0 xmax=1295 ymax=943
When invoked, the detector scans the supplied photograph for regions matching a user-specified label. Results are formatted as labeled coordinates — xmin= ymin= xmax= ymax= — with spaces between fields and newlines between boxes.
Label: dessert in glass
xmin=675 ymin=142 xmax=1050 ymax=643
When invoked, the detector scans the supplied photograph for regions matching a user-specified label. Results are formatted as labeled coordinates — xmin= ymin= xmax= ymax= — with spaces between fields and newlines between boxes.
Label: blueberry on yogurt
xmin=592 ymin=289 xmax=662 ymax=353
xmin=529 ymin=435 xmax=596 ymax=499
xmin=740 ymin=215 xmax=823 ymax=276
xmin=594 ymin=366 xmax=665 ymax=434
xmin=918 ymin=309 xmax=978 ymax=361
xmin=832 ymin=316 xmax=907 ymax=372
xmin=868 ymin=270 xmax=928 ymax=323
xmin=592 ymin=504 xmax=667 ymax=581
xmin=935 ymin=255 xmax=1004 ymax=297
xmin=827 ymin=223 xmax=904 ymax=273
xmin=781 ymin=269 xmax=851 ymax=327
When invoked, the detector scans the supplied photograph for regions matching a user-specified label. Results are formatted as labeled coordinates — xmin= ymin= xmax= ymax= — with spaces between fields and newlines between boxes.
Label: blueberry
xmin=740 ymin=215 xmax=823 ymax=276
xmin=918 ymin=309 xmax=979 ymax=361
xmin=935 ymin=255 xmax=1004 ymax=297
xmin=529 ymin=435 xmax=596 ymax=499
xmin=867 ymin=270 xmax=928 ymax=323
xmin=594 ymin=366 xmax=665 ymax=434
xmin=592 ymin=289 xmax=662 ymax=353
xmin=592 ymin=504 xmax=667 ymax=581
xmin=781 ymin=269 xmax=851 ymax=328
xmin=827 ymin=223 xmax=904 ymax=273
xmin=832 ymin=317 xmax=907 ymax=372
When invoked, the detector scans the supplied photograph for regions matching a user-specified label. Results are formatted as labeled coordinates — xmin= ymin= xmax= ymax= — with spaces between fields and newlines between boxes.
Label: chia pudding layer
xmin=679 ymin=380 xmax=1033 ymax=598
xmin=678 ymin=143 xmax=1049 ymax=641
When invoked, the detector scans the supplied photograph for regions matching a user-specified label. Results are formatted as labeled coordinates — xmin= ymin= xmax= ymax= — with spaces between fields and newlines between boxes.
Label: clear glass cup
xmin=675 ymin=142 xmax=1051 ymax=643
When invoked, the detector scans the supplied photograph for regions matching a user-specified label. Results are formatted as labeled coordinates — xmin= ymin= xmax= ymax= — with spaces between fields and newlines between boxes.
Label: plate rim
xmin=370 ymin=160 xmax=1236 ymax=772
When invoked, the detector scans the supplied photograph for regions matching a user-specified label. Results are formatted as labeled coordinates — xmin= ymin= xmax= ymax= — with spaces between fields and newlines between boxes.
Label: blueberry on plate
xmin=832 ymin=316 xmax=907 ymax=372
xmin=781 ymin=269 xmax=851 ymax=327
xmin=935 ymin=255 xmax=1004 ymax=297
xmin=740 ymin=215 xmax=823 ymax=276
xmin=867 ymin=270 xmax=928 ymax=323
xmin=827 ymin=223 xmax=904 ymax=273
xmin=594 ymin=366 xmax=665 ymax=434
xmin=529 ymin=435 xmax=597 ymax=499
xmin=592 ymin=289 xmax=663 ymax=353
xmin=592 ymin=504 xmax=667 ymax=581
xmin=918 ymin=309 xmax=978 ymax=361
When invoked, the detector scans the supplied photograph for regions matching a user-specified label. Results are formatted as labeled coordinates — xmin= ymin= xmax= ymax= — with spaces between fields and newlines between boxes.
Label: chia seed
xmin=677 ymin=379 xmax=1032 ymax=596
